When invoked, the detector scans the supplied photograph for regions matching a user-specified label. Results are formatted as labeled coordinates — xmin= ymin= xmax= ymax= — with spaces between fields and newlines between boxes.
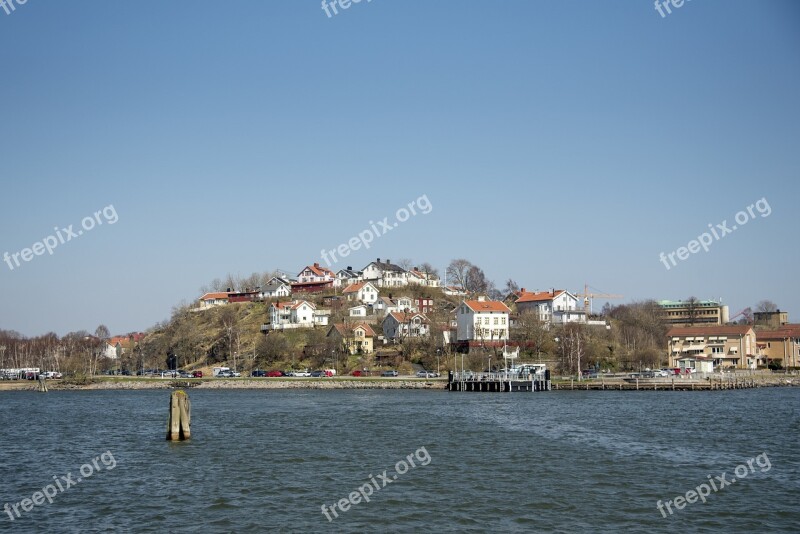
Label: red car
xmin=192 ymin=371 xmax=203 ymax=378
xmin=266 ymin=370 xmax=284 ymax=377
xmin=351 ymin=370 xmax=370 ymax=377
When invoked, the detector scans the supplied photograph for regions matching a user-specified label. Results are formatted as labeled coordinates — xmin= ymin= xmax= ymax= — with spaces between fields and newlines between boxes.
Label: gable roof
xmin=261 ymin=283 xmax=288 ymax=292
xmin=329 ymin=323 xmax=376 ymax=338
xmin=462 ymin=300 xmax=511 ymax=313
xmin=272 ymin=300 xmax=315 ymax=311
xmin=365 ymin=258 xmax=405 ymax=273
xmin=667 ymin=325 xmax=754 ymax=337
xmin=343 ymin=282 xmax=366 ymax=293
xmin=385 ymin=311 xmax=429 ymax=324
xmin=299 ymin=263 xmax=335 ymax=278
xmin=516 ymin=289 xmax=566 ymax=303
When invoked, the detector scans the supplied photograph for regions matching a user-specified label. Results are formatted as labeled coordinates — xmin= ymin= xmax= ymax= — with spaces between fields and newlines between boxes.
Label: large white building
xmin=514 ymin=289 xmax=585 ymax=325
xmin=456 ymin=298 xmax=511 ymax=342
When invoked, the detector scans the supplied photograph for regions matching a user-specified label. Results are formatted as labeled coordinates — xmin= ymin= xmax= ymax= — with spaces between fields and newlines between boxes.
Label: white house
xmin=407 ymin=268 xmax=440 ymax=287
xmin=334 ymin=267 xmax=362 ymax=288
xmin=259 ymin=283 xmax=291 ymax=299
xmin=349 ymin=305 xmax=369 ymax=318
xmin=199 ymin=292 xmax=229 ymax=308
xmin=383 ymin=311 xmax=430 ymax=341
xmin=342 ymin=281 xmax=379 ymax=304
xmin=264 ymin=300 xmax=330 ymax=331
xmin=515 ymin=289 xmax=585 ymax=325
xmin=456 ymin=298 xmax=511 ymax=342
xmin=443 ymin=286 xmax=467 ymax=297
xmin=361 ymin=258 xmax=408 ymax=287
xmin=375 ymin=296 xmax=415 ymax=316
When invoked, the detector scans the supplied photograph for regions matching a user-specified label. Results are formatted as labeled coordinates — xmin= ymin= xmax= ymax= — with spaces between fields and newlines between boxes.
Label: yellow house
xmin=757 ymin=325 xmax=800 ymax=368
xmin=327 ymin=323 xmax=376 ymax=354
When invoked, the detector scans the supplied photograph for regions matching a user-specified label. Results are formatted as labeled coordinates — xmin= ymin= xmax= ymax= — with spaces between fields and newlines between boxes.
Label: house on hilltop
xmin=361 ymin=258 xmax=408 ymax=287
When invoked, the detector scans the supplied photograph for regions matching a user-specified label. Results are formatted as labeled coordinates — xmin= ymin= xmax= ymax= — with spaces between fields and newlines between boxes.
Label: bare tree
xmin=446 ymin=259 xmax=471 ymax=290
xmin=756 ymin=300 xmax=778 ymax=313
xmin=396 ymin=258 xmax=414 ymax=271
xmin=504 ymin=279 xmax=520 ymax=297
xmin=685 ymin=296 xmax=701 ymax=326
xmin=419 ymin=262 xmax=439 ymax=278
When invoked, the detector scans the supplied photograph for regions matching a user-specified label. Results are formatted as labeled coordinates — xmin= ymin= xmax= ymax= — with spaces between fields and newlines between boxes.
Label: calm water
xmin=0 ymin=388 xmax=798 ymax=533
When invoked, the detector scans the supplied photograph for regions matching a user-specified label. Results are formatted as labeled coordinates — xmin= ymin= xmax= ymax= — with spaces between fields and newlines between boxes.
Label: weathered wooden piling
xmin=37 ymin=375 xmax=48 ymax=393
xmin=167 ymin=390 xmax=191 ymax=441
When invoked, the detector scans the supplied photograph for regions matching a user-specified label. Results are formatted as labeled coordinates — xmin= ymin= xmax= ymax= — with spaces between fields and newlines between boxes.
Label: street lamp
xmin=436 ymin=348 xmax=441 ymax=376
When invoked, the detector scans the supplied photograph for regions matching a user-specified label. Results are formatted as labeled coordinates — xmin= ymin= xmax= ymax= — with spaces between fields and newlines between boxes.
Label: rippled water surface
xmin=1 ymin=388 xmax=798 ymax=532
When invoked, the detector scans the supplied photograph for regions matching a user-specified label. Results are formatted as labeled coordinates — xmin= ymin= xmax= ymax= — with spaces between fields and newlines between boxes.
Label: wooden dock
xmin=552 ymin=377 xmax=764 ymax=391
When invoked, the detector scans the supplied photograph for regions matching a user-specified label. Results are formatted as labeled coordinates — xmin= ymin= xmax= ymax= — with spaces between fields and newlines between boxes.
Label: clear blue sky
xmin=1 ymin=0 xmax=798 ymax=336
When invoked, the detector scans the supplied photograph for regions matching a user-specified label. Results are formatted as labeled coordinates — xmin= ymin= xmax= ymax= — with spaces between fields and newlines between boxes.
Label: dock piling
xmin=167 ymin=390 xmax=191 ymax=441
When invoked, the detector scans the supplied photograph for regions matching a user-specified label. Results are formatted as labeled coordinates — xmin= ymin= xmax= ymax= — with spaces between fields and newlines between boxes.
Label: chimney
xmin=347 ymin=266 xmax=352 ymax=271
xmin=314 ymin=262 xmax=319 ymax=268
xmin=386 ymin=259 xmax=391 ymax=264
xmin=551 ymin=288 xmax=555 ymax=296
xmin=521 ymin=287 xmax=526 ymax=293
xmin=377 ymin=258 xmax=381 ymax=263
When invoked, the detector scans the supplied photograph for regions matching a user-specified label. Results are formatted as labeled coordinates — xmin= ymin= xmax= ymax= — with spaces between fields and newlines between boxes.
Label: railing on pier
xmin=448 ymin=370 xmax=551 ymax=392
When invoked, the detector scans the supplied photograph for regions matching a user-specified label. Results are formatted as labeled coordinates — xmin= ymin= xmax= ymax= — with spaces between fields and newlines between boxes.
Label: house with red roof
xmin=342 ymin=281 xmax=379 ymax=304
xmin=456 ymin=298 xmax=511 ymax=343
xmin=292 ymin=263 xmax=336 ymax=293
xmin=199 ymin=292 xmax=230 ymax=308
xmin=514 ymin=288 xmax=584 ymax=325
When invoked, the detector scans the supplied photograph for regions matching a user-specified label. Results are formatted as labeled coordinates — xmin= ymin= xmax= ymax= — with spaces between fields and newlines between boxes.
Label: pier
xmin=447 ymin=371 xmax=552 ymax=392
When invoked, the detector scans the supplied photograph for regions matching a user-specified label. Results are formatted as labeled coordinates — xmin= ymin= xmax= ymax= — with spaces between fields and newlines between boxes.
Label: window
xmin=484 ymin=317 xmax=490 ymax=325
xmin=494 ymin=317 xmax=498 ymax=325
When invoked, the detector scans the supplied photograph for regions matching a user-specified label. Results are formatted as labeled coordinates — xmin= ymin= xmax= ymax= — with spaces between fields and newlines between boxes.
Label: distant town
xmin=1 ymin=257 xmax=797 ymax=378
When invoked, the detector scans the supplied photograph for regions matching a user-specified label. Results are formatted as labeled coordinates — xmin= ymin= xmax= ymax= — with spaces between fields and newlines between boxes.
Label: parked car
xmin=310 ymin=370 xmax=333 ymax=377
xmin=416 ymin=370 xmax=434 ymax=378
xmin=581 ymin=369 xmax=599 ymax=379
xmin=216 ymin=371 xmax=232 ymax=378
xmin=41 ymin=371 xmax=63 ymax=379
xmin=293 ymin=370 xmax=311 ymax=377
xmin=192 ymin=371 xmax=203 ymax=378
xmin=381 ymin=370 xmax=398 ymax=377
xmin=251 ymin=370 xmax=267 ymax=377
xmin=653 ymin=369 xmax=669 ymax=377
xmin=350 ymin=370 xmax=367 ymax=377
xmin=266 ymin=370 xmax=284 ymax=377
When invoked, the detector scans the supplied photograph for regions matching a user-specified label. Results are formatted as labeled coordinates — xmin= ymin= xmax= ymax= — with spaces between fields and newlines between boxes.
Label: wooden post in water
xmin=167 ymin=390 xmax=191 ymax=441
xmin=37 ymin=375 xmax=48 ymax=393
